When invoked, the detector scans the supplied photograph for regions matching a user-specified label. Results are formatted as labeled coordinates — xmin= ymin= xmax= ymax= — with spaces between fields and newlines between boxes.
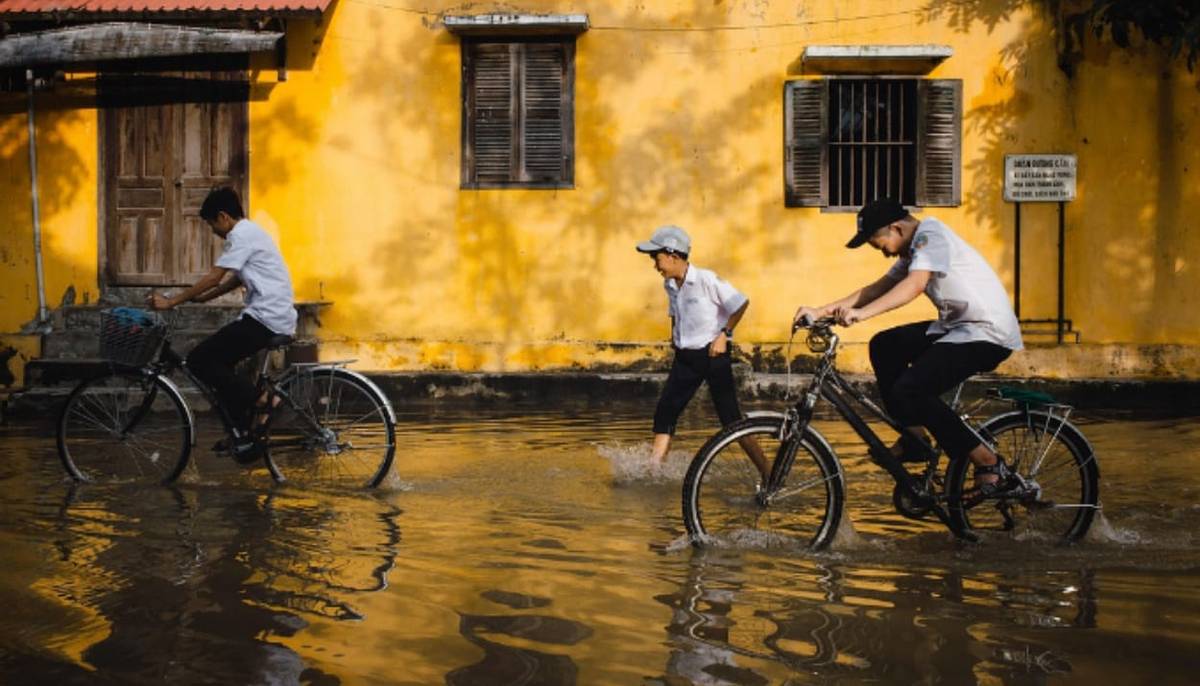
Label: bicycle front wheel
xmin=682 ymin=415 xmax=844 ymax=550
xmin=265 ymin=367 xmax=396 ymax=489
xmin=57 ymin=370 xmax=193 ymax=485
xmin=947 ymin=410 xmax=1100 ymax=543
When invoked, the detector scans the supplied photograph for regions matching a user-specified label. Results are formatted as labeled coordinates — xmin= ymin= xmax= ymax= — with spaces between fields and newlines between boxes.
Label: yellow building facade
xmin=2 ymin=0 xmax=1199 ymax=385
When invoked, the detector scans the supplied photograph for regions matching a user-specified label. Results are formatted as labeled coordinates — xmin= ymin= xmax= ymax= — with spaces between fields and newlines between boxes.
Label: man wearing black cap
xmin=793 ymin=198 xmax=1023 ymax=497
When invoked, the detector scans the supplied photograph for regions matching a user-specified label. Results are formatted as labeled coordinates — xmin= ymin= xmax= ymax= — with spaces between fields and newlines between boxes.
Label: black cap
xmin=847 ymin=198 xmax=908 ymax=248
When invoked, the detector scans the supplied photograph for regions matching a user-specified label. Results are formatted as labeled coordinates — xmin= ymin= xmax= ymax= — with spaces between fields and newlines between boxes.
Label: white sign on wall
xmin=1004 ymin=154 xmax=1077 ymax=202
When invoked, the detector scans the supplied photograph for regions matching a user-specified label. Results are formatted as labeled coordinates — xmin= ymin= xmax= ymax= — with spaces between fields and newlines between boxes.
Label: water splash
xmin=596 ymin=442 xmax=690 ymax=484
xmin=378 ymin=471 xmax=416 ymax=492
xmin=1085 ymin=510 xmax=1142 ymax=545
xmin=825 ymin=509 xmax=869 ymax=551
xmin=663 ymin=533 xmax=693 ymax=553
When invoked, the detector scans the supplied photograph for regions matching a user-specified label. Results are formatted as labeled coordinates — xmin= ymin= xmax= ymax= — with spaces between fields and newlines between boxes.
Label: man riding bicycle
xmin=793 ymin=198 xmax=1023 ymax=499
xmin=147 ymin=186 xmax=296 ymax=464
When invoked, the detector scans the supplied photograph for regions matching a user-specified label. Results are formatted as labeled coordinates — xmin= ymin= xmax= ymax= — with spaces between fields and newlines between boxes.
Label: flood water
xmin=1 ymin=399 xmax=1198 ymax=684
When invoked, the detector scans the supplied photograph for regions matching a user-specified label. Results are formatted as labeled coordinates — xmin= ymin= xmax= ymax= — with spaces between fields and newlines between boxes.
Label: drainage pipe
xmin=26 ymin=68 xmax=48 ymax=327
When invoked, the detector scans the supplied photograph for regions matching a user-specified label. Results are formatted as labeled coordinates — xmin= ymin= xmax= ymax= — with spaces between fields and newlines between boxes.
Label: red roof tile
xmin=0 ymin=1 xmax=331 ymax=15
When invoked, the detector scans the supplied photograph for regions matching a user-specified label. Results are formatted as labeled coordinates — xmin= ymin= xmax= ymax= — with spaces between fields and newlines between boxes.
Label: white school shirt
xmin=215 ymin=219 xmax=297 ymax=336
xmin=885 ymin=217 xmax=1023 ymax=350
xmin=664 ymin=265 xmax=748 ymax=350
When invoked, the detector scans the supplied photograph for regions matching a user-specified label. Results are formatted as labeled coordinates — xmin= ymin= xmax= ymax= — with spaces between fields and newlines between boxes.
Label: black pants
xmin=869 ymin=321 xmax=1012 ymax=461
xmin=187 ymin=316 xmax=274 ymax=431
xmin=653 ymin=348 xmax=743 ymax=435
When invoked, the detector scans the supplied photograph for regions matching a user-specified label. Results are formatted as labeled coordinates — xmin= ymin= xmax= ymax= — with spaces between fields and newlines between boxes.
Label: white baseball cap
xmin=636 ymin=225 xmax=691 ymax=255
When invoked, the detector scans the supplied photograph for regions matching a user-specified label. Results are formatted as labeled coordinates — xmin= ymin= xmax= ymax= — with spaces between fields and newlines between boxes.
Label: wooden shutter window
xmin=915 ymin=79 xmax=962 ymax=207
xmin=522 ymin=43 xmax=570 ymax=182
xmin=466 ymin=44 xmax=516 ymax=184
xmin=784 ymin=80 xmax=828 ymax=207
xmin=462 ymin=40 xmax=574 ymax=188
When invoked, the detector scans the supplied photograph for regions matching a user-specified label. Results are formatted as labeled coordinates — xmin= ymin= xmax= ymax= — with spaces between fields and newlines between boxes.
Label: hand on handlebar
xmin=792 ymin=306 xmax=824 ymax=332
xmin=833 ymin=306 xmax=864 ymax=327
xmin=145 ymin=292 xmax=172 ymax=311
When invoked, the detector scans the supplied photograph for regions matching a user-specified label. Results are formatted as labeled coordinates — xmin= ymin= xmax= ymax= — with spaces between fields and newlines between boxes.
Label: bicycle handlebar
xmin=792 ymin=315 xmax=837 ymax=333
xmin=791 ymin=315 xmax=839 ymax=354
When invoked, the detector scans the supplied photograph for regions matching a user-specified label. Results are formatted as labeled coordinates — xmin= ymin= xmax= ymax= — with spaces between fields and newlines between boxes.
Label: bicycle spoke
xmin=772 ymin=471 xmax=840 ymax=503
xmin=685 ymin=418 xmax=840 ymax=550
xmin=954 ymin=412 xmax=1097 ymax=542
xmin=59 ymin=372 xmax=191 ymax=485
xmin=266 ymin=370 xmax=394 ymax=489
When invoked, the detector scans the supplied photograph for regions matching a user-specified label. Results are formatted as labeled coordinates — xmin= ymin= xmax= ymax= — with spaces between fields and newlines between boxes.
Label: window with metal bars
xmin=829 ymin=79 xmax=916 ymax=207
xmin=784 ymin=77 xmax=962 ymax=209
xmin=461 ymin=38 xmax=575 ymax=189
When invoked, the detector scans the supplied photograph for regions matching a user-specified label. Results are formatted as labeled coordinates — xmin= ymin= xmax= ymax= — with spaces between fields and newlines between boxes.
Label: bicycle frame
xmin=773 ymin=323 xmax=956 ymax=529
xmin=137 ymin=339 xmax=328 ymax=448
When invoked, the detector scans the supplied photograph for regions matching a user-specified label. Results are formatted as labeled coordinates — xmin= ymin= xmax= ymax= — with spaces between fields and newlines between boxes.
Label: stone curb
xmin=4 ymin=370 xmax=1198 ymax=425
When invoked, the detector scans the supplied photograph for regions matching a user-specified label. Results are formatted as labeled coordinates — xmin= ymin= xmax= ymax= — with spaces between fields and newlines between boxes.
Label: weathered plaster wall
xmin=3 ymin=1 xmax=1198 ymax=378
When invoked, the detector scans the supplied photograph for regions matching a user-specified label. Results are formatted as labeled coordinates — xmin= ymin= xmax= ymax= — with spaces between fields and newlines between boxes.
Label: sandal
xmin=962 ymin=457 xmax=1016 ymax=506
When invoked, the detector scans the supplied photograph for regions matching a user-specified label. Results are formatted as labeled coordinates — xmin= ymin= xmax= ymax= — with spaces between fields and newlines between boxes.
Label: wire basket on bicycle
xmin=99 ymin=307 xmax=168 ymax=367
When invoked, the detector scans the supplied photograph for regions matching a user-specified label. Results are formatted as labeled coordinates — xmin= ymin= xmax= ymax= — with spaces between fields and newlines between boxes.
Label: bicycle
xmin=56 ymin=307 xmax=397 ymax=489
xmin=682 ymin=317 xmax=1100 ymax=548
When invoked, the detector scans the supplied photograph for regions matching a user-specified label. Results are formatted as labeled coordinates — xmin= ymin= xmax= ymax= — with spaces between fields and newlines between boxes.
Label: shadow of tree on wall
xmin=0 ymin=91 xmax=89 ymax=328
xmin=919 ymin=0 xmax=1200 ymax=342
xmin=306 ymin=0 xmax=804 ymax=369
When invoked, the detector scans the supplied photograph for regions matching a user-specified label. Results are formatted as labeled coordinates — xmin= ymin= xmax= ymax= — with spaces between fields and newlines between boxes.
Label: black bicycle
xmin=682 ymin=317 xmax=1100 ymax=548
xmin=56 ymin=308 xmax=396 ymax=489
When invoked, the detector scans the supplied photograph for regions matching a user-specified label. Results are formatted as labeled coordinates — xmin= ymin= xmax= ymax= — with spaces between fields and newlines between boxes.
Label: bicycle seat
xmin=267 ymin=334 xmax=294 ymax=350
xmin=994 ymin=386 xmax=1056 ymax=407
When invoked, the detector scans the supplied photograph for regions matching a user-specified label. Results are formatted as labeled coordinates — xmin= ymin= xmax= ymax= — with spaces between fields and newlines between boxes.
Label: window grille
xmin=828 ymin=79 xmax=917 ymax=207
xmin=784 ymin=78 xmax=961 ymax=209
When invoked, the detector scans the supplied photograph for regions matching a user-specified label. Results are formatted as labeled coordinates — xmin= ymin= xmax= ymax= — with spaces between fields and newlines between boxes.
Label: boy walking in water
xmin=637 ymin=226 xmax=768 ymax=481
xmin=793 ymin=198 xmax=1023 ymax=497
xmin=148 ymin=187 xmax=296 ymax=463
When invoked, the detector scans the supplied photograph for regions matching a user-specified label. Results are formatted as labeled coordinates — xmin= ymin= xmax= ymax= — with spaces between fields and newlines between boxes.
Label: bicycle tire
xmin=264 ymin=367 xmax=396 ymax=489
xmin=946 ymin=410 xmax=1099 ymax=543
xmin=57 ymin=369 xmax=193 ymax=485
xmin=682 ymin=415 xmax=845 ymax=550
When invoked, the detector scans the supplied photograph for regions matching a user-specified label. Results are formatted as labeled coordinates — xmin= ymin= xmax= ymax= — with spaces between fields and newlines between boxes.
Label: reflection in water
xmin=3 ymin=458 xmax=402 ymax=684
xmin=657 ymin=550 xmax=1102 ymax=684
xmin=448 ymin=592 xmax=593 ymax=686
xmin=1 ymin=407 xmax=1198 ymax=683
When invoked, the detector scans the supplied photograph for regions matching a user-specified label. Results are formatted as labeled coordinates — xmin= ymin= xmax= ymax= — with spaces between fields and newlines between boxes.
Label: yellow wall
xmin=3 ymin=1 xmax=1199 ymax=378
xmin=0 ymin=96 xmax=98 ymax=330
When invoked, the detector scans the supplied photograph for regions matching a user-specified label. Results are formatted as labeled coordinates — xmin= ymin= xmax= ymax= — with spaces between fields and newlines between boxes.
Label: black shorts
xmin=652 ymin=347 xmax=743 ymax=435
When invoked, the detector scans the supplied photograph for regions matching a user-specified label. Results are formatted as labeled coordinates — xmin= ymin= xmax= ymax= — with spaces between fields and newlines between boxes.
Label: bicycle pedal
xmin=230 ymin=439 xmax=264 ymax=465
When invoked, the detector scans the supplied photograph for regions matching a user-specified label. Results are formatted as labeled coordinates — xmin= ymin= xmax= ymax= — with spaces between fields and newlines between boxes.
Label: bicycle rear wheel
xmin=947 ymin=410 xmax=1099 ymax=543
xmin=57 ymin=370 xmax=193 ymax=484
xmin=682 ymin=415 xmax=844 ymax=550
xmin=265 ymin=367 xmax=396 ymax=489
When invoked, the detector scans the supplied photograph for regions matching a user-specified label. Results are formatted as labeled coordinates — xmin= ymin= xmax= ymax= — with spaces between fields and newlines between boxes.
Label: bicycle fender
xmin=154 ymin=374 xmax=196 ymax=446
xmin=328 ymin=368 xmax=397 ymax=424
xmin=746 ymin=412 xmax=844 ymax=484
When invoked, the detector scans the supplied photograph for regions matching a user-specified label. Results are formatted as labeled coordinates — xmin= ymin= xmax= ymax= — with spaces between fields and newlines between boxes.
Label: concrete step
xmin=55 ymin=304 xmax=244 ymax=332
xmin=41 ymin=329 xmax=216 ymax=360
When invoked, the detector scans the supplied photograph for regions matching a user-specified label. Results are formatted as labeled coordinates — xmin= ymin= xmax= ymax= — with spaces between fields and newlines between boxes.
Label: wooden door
xmin=103 ymin=72 xmax=248 ymax=286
